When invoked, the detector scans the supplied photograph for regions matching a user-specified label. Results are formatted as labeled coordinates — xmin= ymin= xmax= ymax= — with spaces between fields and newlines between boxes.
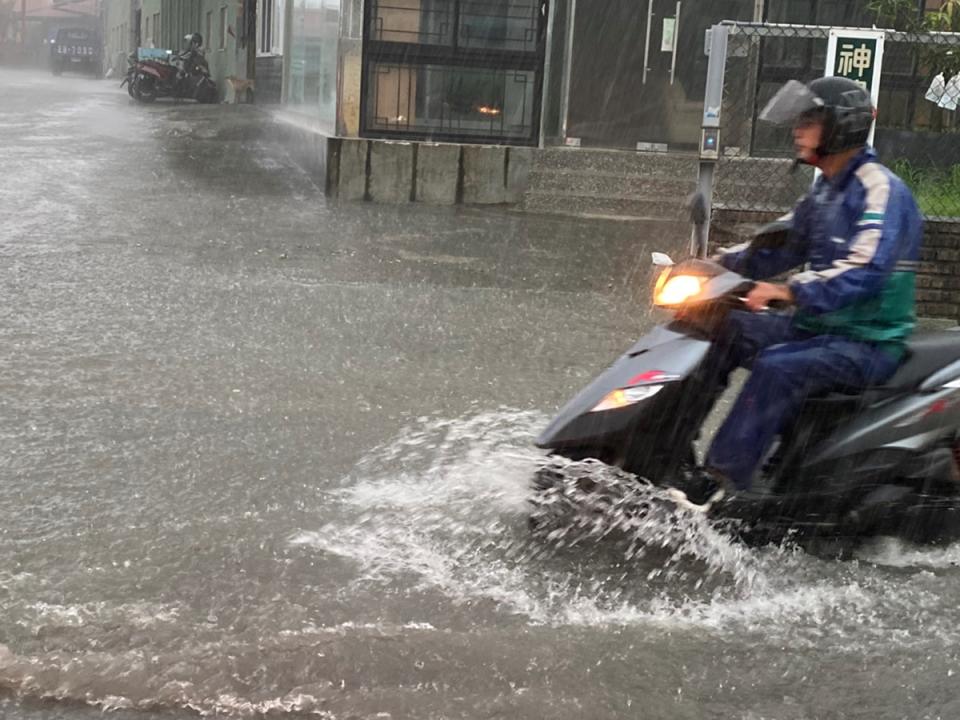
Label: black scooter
xmin=533 ymin=199 xmax=960 ymax=546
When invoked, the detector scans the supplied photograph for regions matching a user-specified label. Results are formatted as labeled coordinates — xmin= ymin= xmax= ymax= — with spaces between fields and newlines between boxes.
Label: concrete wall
xmin=255 ymin=54 xmax=282 ymax=104
xmin=103 ymin=0 xmax=137 ymax=77
xmin=140 ymin=0 xmax=161 ymax=47
xmin=918 ymin=222 xmax=960 ymax=320
xmin=196 ymin=0 xmax=245 ymax=101
xmin=322 ymin=138 xmax=532 ymax=206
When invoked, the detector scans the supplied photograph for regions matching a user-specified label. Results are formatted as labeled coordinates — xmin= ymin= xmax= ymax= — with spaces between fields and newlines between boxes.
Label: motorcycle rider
xmin=669 ymin=76 xmax=924 ymax=507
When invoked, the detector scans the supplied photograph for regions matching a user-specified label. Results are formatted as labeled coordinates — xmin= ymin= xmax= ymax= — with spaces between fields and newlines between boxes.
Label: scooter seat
xmin=804 ymin=329 xmax=960 ymax=405
xmin=887 ymin=329 xmax=960 ymax=390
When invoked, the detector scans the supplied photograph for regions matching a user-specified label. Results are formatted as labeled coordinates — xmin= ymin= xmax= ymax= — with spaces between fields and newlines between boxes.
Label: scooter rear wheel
xmin=133 ymin=74 xmax=158 ymax=103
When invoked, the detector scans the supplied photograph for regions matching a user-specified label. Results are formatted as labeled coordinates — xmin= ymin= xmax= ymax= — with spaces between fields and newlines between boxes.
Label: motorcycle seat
xmin=886 ymin=329 xmax=960 ymax=390
xmin=803 ymin=329 xmax=960 ymax=406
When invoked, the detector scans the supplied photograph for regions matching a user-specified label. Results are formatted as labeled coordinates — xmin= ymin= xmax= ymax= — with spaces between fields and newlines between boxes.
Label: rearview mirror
xmin=751 ymin=218 xmax=792 ymax=250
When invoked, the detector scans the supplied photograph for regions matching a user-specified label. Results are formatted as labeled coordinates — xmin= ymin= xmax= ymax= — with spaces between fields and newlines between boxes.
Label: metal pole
xmin=558 ymin=0 xmax=577 ymax=140
xmin=280 ymin=0 xmax=293 ymax=104
xmin=246 ymin=0 xmax=257 ymax=91
xmin=539 ymin=0 xmax=555 ymax=148
xmin=669 ymin=0 xmax=681 ymax=85
xmin=642 ymin=0 xmax=653 ymax=85
xmin=693 ymin=23 xmax=729 ymax=258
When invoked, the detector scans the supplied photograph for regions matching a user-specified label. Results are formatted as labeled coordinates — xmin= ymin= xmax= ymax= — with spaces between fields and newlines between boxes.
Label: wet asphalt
xmin=5 ymin=67 xmax=960 ymax=720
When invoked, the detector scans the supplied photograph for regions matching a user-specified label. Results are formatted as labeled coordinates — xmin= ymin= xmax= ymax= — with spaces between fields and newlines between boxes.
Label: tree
xmin=867 ymin=0 xmax=960 ymax=74
xmin=866 ymin=0 xmax=960 ymax=130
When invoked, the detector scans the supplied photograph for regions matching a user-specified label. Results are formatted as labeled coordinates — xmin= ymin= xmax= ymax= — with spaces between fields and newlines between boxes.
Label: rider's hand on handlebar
xmin=745 ymin=282 xmax=794 ymax=312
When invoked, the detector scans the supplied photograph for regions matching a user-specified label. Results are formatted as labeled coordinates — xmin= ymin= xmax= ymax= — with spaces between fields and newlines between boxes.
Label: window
xmin=153 ymin=13 xmax=160 ymax=45
xmin=257 ymin=0 xmax=284 ymax=55
xmin=206 ymin=11 xmax=213 ymax=52
xmin=144 ymin=16 xmax=150 ymax=46
xmin=219 ymin=6 xmax=228 ymax=50
xmin=362 ymin=0 xmax=546 ymax=145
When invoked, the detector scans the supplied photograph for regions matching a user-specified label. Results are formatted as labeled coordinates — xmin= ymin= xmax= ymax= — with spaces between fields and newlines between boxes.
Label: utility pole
xmin=246 ymin=0 xmax=256 ymax=98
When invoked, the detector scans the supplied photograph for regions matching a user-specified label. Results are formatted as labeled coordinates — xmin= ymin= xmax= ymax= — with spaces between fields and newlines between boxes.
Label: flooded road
xmin=3 ymin=68 xmax=960 ymax=719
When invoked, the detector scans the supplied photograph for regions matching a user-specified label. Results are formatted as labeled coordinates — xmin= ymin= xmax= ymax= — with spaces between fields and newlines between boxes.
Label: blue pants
xmin=699 ymin=311 xmax=901 ymax=490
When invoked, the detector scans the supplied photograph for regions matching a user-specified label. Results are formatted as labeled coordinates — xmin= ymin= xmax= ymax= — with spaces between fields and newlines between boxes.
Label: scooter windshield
xmin=759 ymin=80 xmax=824 ymax=126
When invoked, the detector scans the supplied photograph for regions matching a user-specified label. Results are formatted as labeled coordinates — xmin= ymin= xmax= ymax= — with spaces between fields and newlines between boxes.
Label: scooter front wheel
xmin=196 ymin=79 xmax=218 ymax=104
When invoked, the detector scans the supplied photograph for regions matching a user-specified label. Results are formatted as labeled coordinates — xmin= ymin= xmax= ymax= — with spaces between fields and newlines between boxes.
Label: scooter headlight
xmin=590 ymin=385 xmax=664 ymax=413
xmin=654 ymin=273 xmax=703 ymax=307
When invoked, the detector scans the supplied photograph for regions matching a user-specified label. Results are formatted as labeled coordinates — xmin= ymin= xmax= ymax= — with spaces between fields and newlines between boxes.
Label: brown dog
xmin=225 ymin=75 xmax=255 ymax=103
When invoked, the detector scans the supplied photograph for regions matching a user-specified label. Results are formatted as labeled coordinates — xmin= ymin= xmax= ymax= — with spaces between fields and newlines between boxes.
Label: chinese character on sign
xmin=827 ymin=32 xmax=883 ymax=145
xmin=832 ymin=36 xmax=879 ymax=93
xmin=837 ymin=42 xmax=873 ymax=79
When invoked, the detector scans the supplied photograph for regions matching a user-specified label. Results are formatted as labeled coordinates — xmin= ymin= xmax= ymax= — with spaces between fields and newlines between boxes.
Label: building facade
xmin=278 ymin=0 xmax=901 ymax=149
xmin=94 ymin=0 xmax=953 ymax=155
xmin=102 ymin=0 xmax=257 ymax=101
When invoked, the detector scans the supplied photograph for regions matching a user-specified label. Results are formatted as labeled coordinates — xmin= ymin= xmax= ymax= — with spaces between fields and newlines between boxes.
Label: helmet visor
xmin=759 ymin=80 xmax=824 ymax=126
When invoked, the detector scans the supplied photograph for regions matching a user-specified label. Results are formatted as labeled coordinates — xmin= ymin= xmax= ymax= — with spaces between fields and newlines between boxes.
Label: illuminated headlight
xmin=590 ymin=384 xmax=663 ymax=413
xmin=655 ymin=274 xmax=703 ymax=307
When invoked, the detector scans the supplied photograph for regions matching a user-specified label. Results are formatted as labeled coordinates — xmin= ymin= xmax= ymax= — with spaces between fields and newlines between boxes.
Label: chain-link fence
xmin=707 ymin=21 xmax=960 ymax=222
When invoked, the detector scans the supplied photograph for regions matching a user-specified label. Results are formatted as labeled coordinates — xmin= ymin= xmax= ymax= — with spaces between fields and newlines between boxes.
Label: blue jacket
xmin=717 ymin=148 xmax=924 ymax=350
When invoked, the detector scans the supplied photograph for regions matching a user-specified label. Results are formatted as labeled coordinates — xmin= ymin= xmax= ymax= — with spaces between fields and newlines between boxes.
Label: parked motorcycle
xmin=121 ymin=33 xmax=217 ymax=104
xmin=533 ymin=195 xmax=960 ymax=547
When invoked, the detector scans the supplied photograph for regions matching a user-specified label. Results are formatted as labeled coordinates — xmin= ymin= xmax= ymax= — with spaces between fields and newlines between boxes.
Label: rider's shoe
xmin=666 ymin=467 xmax=737 ymax=509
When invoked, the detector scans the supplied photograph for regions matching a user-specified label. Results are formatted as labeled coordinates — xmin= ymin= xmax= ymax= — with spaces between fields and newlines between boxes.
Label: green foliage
xmin=866 ymin=0 xmax=922 ymax=30
xmin=926 ymin=0 xmax=960 ymax=32
xmin=891 ymin=158 xmax=960 ymax=217
xmin=864 ymin=0 xmax=960 ymax=84
xmin=866 ymin=0 xmax=960 ymax=30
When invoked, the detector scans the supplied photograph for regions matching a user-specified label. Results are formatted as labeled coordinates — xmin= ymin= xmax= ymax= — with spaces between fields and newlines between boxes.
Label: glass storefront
xmin=361 ymin=0 xmax=546 ymax=144
xmin=565 ymin=0 xmax=756 ymax=150
xmin=287 ymin=0 xmax=341 ymax=132
xmin=280 ymin=0 xmax=901 ymax=149
xmin=366 ymin=62 xmax=537 ymax=141
xmin=562 ymin=0 xmax=886 ymax=151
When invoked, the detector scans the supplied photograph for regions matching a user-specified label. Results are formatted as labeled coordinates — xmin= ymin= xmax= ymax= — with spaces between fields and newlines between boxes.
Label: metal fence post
xmin=693 ymin=23 xmax=729 ymax=258
xmin=558 ymin=0 xmax=577 ymax=142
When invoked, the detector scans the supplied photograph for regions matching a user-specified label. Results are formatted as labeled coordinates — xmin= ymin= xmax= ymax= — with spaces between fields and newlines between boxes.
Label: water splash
xmin=527 ymin=456 xmax=763 ymax=585
xmin=290 ymin=409 xmax=960 ymax=651
xmin=0 ymin=409 xmax=958 ymax=716
xmin=291 ymin=409 xmax=768 ymax=627
xmin=857 ymin=536 xmax=960 ymax=568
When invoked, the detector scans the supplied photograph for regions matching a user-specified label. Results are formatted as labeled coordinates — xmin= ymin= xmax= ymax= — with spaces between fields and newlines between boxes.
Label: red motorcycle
xmin=122 ymin=33 xmax=217 ymax=104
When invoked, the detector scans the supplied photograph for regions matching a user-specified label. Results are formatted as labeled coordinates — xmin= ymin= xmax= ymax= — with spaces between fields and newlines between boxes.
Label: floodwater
xmin=2 ymin=67 xmax=960 ymax=720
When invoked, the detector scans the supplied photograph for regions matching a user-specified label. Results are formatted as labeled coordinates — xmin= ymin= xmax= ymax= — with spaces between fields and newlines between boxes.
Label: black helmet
xmin=760 ymin=76 xmax=875 ymax=157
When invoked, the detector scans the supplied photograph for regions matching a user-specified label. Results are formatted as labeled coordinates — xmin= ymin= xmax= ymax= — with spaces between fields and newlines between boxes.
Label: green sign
xmin=832 ymin=36 xmax=879 ymax=92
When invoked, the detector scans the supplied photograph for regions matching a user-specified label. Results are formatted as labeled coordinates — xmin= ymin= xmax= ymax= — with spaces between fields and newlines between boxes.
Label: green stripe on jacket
xmin=793 ymin=271 xmax=916 ymax=355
